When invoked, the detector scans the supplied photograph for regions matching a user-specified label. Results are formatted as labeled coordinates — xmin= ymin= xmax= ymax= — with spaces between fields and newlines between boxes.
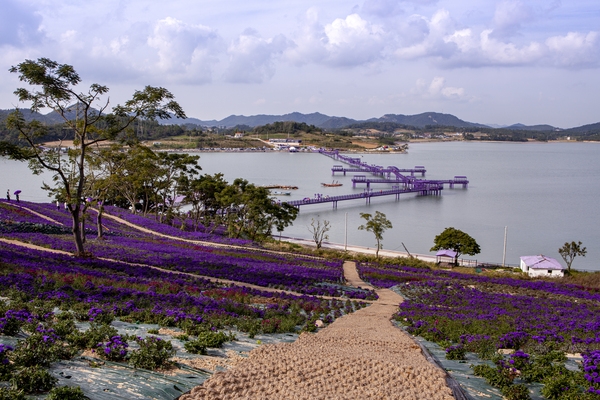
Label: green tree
xmin=358 ymin=211 xmax=392 ymax=258
xmin=308 ymin=217 xmax=330 ymax=249
xmin=4 ymin=58 xmax=185 ymax=256
xmin=430 ymin=227 xmax=481 ymax=265
xmin=558 ymin=241 xmax=587 ymax=273
xmin=217 ymin=178 xmax=298 ymax=241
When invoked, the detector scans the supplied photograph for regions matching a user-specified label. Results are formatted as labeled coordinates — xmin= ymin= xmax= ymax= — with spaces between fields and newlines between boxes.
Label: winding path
xmin=179 ymin=261 xmax=454 ymax=400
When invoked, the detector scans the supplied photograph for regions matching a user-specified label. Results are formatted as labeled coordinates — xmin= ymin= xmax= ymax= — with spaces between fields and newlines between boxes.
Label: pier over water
xmin=284 ymin=150 xmax=468 ymax=209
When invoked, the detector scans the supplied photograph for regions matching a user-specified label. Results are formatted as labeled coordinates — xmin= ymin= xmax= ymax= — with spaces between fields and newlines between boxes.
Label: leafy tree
xmin=558 ymin=241 xmax=587 ymax=273
xmin=4 ymin=58 xmax=185 ymax=256
xmin=430 ymin=227 xmax=481 ymax=265
xmin=179 ymin=173 xmax=229 ymax=233
xmin=308 ymin=218 xmax=330 ymax=249
xmin=217 ymin=178 xmax=298 ymax=241
xmin=358 ymin=211 xmax=392 ymax=258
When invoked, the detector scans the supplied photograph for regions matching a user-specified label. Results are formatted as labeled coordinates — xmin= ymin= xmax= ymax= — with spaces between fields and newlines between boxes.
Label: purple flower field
xmin=1 ymin=201 xmax=376 ymax=300
xmin=358 ymin=262 xmax=600 ymax=399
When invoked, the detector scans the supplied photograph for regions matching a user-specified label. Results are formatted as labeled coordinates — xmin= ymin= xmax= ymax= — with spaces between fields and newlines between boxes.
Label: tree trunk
xmin=97 ymin=206 xmax=104 ymax=239
xmin=70 ymin=206 xmax=86 ymax=256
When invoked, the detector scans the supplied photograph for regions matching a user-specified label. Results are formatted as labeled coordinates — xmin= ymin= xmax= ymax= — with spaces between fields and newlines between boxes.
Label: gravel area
xmin=179 ymin=262 xmax=454 ymax=400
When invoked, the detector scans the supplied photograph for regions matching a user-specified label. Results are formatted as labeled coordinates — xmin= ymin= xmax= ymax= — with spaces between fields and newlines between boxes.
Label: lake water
xmin=2 ymin=142 xmax=599 ymax=270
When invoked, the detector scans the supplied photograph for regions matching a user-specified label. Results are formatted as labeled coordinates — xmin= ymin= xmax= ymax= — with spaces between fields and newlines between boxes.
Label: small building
xmin=519 ymin=255 xmax=565 ymax=278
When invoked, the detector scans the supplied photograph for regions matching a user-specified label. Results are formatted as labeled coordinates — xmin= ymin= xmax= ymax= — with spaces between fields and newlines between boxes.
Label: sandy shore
xmin=179 ymin=262 xmax=454 ymax=400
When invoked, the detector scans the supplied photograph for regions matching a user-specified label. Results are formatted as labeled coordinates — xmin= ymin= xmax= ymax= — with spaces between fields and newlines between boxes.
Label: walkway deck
xmin=283 ymin=150 xmax=466 ymax=209
xmin=286 ymin=184 xmax=443 ymax=209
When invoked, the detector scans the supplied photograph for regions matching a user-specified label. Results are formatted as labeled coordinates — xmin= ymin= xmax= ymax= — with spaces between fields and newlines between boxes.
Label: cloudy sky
xmin=1 ymin=0 xmax=598 ymax=128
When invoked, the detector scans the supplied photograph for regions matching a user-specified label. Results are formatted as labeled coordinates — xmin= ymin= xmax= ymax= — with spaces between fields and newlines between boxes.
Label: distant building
xmin=519 ymin=255 xmax=565 ymax=278
xmin=234 ymin=132 xmax=244 ymax=138
xmin=268 ymin=138 xmax=302 ymax=149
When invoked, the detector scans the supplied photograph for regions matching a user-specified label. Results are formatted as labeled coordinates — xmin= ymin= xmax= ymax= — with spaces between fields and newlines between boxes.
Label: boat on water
xmin=321 ymin=181 xmax=343 ymax=187
xmin=271 ymin=191 xmax=291 ymax=196
xmin=262 ymin=184 xmax=299 ymax=190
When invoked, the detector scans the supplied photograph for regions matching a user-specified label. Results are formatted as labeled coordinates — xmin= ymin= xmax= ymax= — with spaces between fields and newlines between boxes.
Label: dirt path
xmin=179 ymin=261 xmax=454 ymax=400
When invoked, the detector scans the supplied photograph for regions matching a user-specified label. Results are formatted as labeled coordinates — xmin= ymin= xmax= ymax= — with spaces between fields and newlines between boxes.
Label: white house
xmin=519 ymin=255 xmax=565 ymax=278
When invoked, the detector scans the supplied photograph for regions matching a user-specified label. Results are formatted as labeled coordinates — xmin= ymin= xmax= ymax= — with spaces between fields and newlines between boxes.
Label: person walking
xmin=15 ymin=192 xmax=19 ymax=202
xmin=56 ymin=200 xmax=60 ymax=210
xmin=6 ymin=190 xmax=10 ymax=201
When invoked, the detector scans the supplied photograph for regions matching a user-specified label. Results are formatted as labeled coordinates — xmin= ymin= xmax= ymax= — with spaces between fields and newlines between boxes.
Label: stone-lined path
xmin=179 ymin=261 xmax=454 ymax=400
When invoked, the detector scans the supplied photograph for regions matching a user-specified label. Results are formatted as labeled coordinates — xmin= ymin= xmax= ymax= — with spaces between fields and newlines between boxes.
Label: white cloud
xmin=395 ymin=9 xmax=457 ymax=59
xmin=391 ymin=7 xmax=599 ymax=68
xmin=223 ymin=29 xmax=290 ymax=83
xmin=412 ymin=76 xmax=467 ymax=100
xmin=546 ymin=31 xmax=600 ymax=67
xmin=147 ymin=17 xmax=221 ymax=81
xmin=491 ymin=0 xmax=534 ymax=38
xmin=286 ymin=12 xmax=385 ymax=67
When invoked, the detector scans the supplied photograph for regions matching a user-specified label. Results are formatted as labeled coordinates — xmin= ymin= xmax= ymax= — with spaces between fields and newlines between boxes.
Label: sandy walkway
xmin=180 ymin=261 xmax=454 ymax=400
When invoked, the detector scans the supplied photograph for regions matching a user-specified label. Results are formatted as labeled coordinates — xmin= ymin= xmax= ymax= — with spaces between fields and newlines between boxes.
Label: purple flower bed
xmin=1 ymin=201 xmax=373 ymax=298
xmin=0 ymin=201 xmax=60 ymax=226
xmin=358 ymin=263 xmax=600 ymax=398
xmin=0 ymin=242 xmax=363 ymax=332
xmin=358 ymin=263 xmax=600 ymax=352
xmin=104 ymin=206 xmax=252 ymax=245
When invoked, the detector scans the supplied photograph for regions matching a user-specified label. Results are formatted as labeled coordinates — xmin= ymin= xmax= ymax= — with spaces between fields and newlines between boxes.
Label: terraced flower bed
xmin=1 ymin=202 xmax=376 ymax=300
xmin=0 ymin=200 xmax=373 ymax=398
xmin=358 ymin=262 xmax=600 ymax=399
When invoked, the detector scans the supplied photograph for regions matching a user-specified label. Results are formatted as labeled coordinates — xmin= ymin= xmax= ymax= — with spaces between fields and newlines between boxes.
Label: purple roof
xmin=436 ymin=249 xmax=457 ymax=258
xmin=520 ymin=255 xmax=564 ymax=270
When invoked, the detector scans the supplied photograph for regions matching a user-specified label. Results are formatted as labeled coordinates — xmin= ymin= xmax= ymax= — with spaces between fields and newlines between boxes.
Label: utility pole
xmin=344 ymin=212 xmax=348 ymax=251
xmin=502 ymin=226 xmax=507 ymax=267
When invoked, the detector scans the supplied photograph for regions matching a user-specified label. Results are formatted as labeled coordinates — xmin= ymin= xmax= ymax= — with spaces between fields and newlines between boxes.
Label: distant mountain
xmin=563 ymin=122 xmax=600 ymax=135
xmin=319 ymin=117 xmax=359 ymax=130
xmin=2 ymin=107 xmax=598 ymax=133
xmin=162 ymin=111 xmax=486 ymax=129
xmin=0 ymin=105 xmax=98 ymax=125
xmin=374 ymin=112 xmax=487 ymax=129
xmin=505 ymin=123 xmax=559 ymax=131
xmin=164 ymin=112 xmax=335 ymax=128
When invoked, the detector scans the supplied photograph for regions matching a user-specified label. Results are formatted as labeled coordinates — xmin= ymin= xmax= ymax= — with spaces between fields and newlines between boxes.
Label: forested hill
xmin=1 ymin=108 xmax=600 ymax=142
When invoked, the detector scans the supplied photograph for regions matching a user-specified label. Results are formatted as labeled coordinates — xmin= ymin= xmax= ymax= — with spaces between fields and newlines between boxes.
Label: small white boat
xmin=271 ymin=191 xmax=291 ymax=196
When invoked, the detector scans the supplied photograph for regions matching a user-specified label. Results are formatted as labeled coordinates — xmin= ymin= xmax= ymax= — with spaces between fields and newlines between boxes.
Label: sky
xmin=0 ymin=0 xmax=598 ymax=128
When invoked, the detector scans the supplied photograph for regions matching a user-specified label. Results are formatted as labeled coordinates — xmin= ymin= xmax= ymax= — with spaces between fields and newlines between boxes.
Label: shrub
xmin=0 ymin=387 xmax=26 ymax=400
xmin=52 ymin=317 xmax=77 ymax=339
xmin=472 ymin=363 xmax=513 ymax=389
xmin=10 ymin=330 xmax=73 ymax=368
xmin=184 ymin=331 xmax=234 ymax=354
xmin=501 ymin=383 xmax=531 ymax=400
xmin=10 ymin=365 xmax=58 ymax=394
xmin=445 ymin=344 xmax=466 ymax=360
xmin=236 ymin=317 xmax=261 ymax=338
xmin=47 ymin=386 xmax=86 ymax=400
xmin=0 ymin=309 xmax=30 ymax=336
xmin=128 ymin=336 xmax=175 ymax=370
xmin=87 ymin=307 xmax=114 ymax=325
xmin=0 ymin=343 xmax=14 ymax=379
xmin=96 ymin=336 xmax=129 ymax=362
xmin=67 ymin=322 xmax=118 ymax=350
xmin=540 ymin=369 xmax=580 ymax=400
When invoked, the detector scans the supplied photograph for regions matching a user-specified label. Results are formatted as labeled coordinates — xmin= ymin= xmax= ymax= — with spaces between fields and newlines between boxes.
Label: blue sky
xmin=1 ymin=0 xmax=598 ymax=128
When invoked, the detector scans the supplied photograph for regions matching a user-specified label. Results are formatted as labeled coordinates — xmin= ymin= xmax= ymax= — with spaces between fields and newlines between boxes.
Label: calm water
xmin=2 ymin=142 xmax=599 ymax=270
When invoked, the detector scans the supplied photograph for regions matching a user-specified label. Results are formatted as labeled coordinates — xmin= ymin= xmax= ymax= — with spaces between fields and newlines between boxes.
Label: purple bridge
xmin=332 ymin=165 xmax=427 ymax=177
xmin=285 ymin=184 xmax=443 ymax=209
xmin=282 ymin=150 xmax=467 ymax=209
